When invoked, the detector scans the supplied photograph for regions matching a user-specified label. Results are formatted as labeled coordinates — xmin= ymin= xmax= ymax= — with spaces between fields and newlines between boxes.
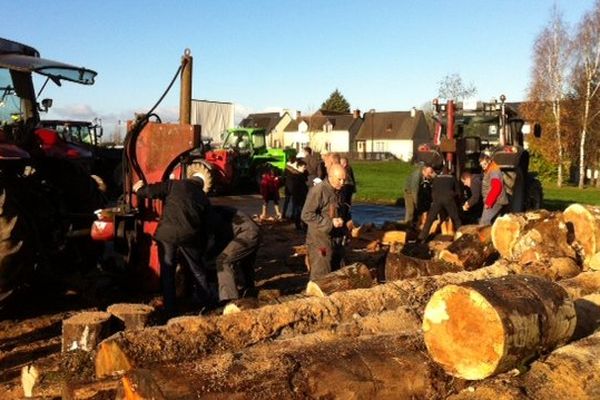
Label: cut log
xmin=306 ymin=263 xmax=373 ymax=297
xmin=491 ymin=210 xmax=575 ymax=264
xmin=384 ymin=250 xmax=463 ymax=281
xmin=451 ymin=330 xmax=600 ymax=400
xmin=62 ymin=311 xmax=115 ymax=352
xmin=381 ymin=230 xmax=407 ymax=245
xmin=222 ymin=297 xmax=260 ymax=315
xmin=563 ymin=203 xmax=600 ymax=268
xmin=422 ymin=275 xmax=576 ymax=380
xmin=438 ymin=225 xmax=496 ymax=270
xmin=518 ymin=257 xmax=581 ymax=281
xmin=95 ymin=260 xmax=524 ymax=378
xmin=115 ymin=332 xmax=465 ymax=400
xmin=590 ymin=252 xmax=600 ymax=271
xmin=106 ymin=303 xmax=154 ymax=330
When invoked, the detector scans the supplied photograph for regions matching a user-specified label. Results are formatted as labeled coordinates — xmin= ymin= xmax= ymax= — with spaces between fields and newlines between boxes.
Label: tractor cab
xmin=223 ymin=128 xmax=267 ymax=154
xmin=416 ymin=95 xmax=543 ymax=211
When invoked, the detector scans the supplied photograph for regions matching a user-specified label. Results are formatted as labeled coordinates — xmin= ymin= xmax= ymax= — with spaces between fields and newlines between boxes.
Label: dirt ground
xmin=0 ymin=212 xmax=391 ymax=399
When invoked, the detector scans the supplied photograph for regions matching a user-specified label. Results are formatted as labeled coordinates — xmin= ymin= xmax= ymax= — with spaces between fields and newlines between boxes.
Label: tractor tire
xmin=187 ymin=163 xmax=213 ymax=194
xmin=0 ymin=185 xmax=34 ymax=308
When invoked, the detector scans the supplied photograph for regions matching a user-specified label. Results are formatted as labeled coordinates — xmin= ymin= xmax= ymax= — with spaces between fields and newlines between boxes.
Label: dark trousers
xmin=216 ymin=237 xmax=259 ymax=301
xmin=418 ymin=199 xmax=462 ymax=241
xmin=282 ymin=189 xmax=292 ymax=218
xmin=291 ymin=197 xmax=306 ymax=230
xmin=157 ymin=241 xmax=209 ymax=315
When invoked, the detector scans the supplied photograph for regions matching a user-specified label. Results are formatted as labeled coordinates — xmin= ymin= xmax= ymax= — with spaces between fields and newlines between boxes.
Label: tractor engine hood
xmin=0 ymin=53 xmax=96 ymax=85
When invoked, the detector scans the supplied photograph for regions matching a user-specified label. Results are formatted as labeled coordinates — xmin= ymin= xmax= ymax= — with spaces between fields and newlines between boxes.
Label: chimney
xmin=353 ymin=109 xmax=361 ymax=119
xmin=296 ymin=111 xmax=302 ymax=120
xmin=410 ymin=107 xmax=417 ymax=118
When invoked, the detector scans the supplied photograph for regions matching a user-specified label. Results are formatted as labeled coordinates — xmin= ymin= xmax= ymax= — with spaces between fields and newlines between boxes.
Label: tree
xmin=321 ymin=89 xmax=350 ymax=113
xmin=527 ymin=5 xmax=571 ymax=187
xmin=437 ymin=73 xmax=477 ymax=101
xmin=571 ymin=0 xmax=600 ymax=189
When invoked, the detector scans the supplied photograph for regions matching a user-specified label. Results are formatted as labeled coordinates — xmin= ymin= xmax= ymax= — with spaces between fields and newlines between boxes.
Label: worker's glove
xmin=132 ymin=180 xmax=144 ymax=193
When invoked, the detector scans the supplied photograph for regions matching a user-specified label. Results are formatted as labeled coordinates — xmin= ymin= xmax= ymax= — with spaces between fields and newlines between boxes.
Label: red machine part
xmin=35 ymin=127 xmax=93 ymax=159
xmin=203 ymin=149 xmax=235 ymax=186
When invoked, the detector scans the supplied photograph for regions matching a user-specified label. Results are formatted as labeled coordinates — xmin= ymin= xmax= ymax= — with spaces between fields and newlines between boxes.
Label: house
xmin=283 ymin=110 xmax=363 ymax=153
xmin=239 ymin=111 xmax=293 ymax=148
xmin=354 ymin=109 xmax=431 ymax=161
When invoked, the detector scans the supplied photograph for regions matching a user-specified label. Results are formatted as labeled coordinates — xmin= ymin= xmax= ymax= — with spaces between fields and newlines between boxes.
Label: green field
xmin=352 ymin=160 xmax=600 ymax=210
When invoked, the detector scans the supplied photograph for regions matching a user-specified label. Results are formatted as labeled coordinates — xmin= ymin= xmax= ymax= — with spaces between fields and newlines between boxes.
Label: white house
xmin=354 ymin=109 xmax=431 ymax=161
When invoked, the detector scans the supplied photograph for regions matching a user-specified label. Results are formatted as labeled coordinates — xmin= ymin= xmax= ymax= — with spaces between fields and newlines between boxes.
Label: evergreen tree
xmin=321 ymin=89 xmax=351 ymax=113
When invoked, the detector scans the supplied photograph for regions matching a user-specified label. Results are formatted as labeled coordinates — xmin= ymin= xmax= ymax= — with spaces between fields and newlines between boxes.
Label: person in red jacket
xmin=479 ymin=153 xmax=509 ymax=225
xmin=259 ymin=166 xmax=282 ymax=220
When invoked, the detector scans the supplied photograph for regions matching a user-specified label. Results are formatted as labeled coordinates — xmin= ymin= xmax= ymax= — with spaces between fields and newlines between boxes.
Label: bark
xmin=438 ymin=225 xmax=497 ymax=270
xmin=95 ymin=260 xmax=524 ymax=378
xmin=517 ymin=257 xmax=581 ymax=281
xmin=423 ymin=275 xmax=576 ymax=380
xmin=491 ymin=210 xmax=575 ymax=263
xmin=115 ymin=332 xmax=464 ymax=400
xmin=305 ymin=263 xmax=374 ymax=297
xmin=384 ymin=250 xmax=463 ymax=281
xmin=563 ymin=203 xmax=600 ymax=268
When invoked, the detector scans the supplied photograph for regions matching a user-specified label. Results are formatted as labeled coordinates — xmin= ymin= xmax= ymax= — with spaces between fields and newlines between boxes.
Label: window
xmin=375 ymin=141 xmax=386 ymax=152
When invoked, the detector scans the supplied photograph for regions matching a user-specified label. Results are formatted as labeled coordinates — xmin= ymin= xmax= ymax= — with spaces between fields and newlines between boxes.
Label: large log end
xmin=422 ymin=284 xmax=504 ymax=380
xmin=95 ymin=338 xmax=134 ymax=378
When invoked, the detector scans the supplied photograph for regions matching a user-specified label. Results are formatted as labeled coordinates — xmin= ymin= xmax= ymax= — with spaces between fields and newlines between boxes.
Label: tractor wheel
xmin=0 ymin=185 xmax=34 ymax=308
xmin=187 ymin=163 xmax=213 ymax=194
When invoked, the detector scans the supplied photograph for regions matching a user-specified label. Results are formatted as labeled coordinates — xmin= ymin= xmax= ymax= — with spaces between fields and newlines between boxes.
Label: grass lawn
xmin=352 ymin=160 xmax=600 ymax=210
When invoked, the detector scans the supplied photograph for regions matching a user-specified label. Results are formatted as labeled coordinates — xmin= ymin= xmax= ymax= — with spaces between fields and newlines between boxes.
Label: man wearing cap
xmin=133 ymin=173 xmax=211 ymax=316
xmin=479 ymin=152 xmax=509 ymax=225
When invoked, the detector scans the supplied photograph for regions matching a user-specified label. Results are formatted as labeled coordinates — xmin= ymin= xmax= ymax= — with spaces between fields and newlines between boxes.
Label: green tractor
xmin=187 ymin=127 xmax=296 ymax=193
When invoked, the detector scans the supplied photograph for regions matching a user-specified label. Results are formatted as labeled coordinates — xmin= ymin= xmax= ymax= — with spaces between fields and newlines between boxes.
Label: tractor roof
xmin=0 ymin=37 xmax=96 ymax=85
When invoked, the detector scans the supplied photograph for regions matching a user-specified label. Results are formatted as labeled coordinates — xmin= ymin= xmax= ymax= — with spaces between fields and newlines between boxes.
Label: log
xmin=115 ymin=332 xmax=464 ymax=400
xmin=422 ymin=275 xmax=576 ymax=380
xmin=381 ymin=230 xmax=407 ymax=245
xmin=451 ymin=329 xmax=600 ymax=400
xmin=590 ymin=252 xmax=600 ymax=271
xmin=305 ymin=263 xmax=374 ymax=297
xmin=384 ymin=250 xmax=463 ymax=281
xmin=438 ymin=225 xmax=496 ymax=270
xmin=491 ymin=210 xmax=575 ymax=263
xmin=106 ymin=304 xmax=154 ymax=331
xmin=62 ymin=311 xmax=115 ymax=352
xmin=518 ymin=257 xmax=580 ymax=281
xmin=563 ymin=203 xmax=600 ymax=268
xmin=95 ymin=260 xmax=524 ymax=378
xmin=222 ymin=297 xmax=260 ymax=315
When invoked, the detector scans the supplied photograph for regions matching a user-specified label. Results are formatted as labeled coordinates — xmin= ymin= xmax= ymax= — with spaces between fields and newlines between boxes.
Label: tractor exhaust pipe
xmin=179 ymin=48 xmax=193 ymax=124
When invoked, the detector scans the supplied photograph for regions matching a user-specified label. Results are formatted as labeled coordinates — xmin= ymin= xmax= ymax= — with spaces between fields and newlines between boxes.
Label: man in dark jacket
xmin=460 ymin=171 xmax=483 ymax=224
xmin=301 ymin=163 xmax=349 ymax=279
xmin=417 ymin=169 xmax=462 ymax=242
xmin=303 ymin=147 xmax=321 ymax=186
xmin=289 ymin=160 xmax=308 ymax=230
xmin=133 ymin=174 xmax=211 ymax=316
xmin=206 ymin=206 xmax=261 ymax=303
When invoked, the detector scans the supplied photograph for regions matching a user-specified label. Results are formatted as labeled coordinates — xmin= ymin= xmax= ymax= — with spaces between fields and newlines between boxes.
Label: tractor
xmin=0 ymin=38 xmax=106 ymax=307
xmin=40 ymin=119 xmax=123 ymax=199
xmin=415 ymin=95 xmax=543 ymax=212
xmin=187 ymin=127 xmax=295 ymax=194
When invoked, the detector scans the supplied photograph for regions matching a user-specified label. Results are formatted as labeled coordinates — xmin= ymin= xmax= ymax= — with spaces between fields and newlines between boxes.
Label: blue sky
xmin=4 ymin=0 xmax=593 ymax=136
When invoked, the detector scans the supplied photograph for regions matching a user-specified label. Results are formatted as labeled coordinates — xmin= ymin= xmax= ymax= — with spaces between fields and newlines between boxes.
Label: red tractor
xmin=416 ymin=96 xmax=543 ymax=212
xmin=0 ymin=38 xmax=106 ymax=306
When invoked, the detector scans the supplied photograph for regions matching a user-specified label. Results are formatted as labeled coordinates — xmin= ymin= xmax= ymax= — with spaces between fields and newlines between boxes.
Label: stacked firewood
xmin=23 ymin=204 xmax=600 ymax=399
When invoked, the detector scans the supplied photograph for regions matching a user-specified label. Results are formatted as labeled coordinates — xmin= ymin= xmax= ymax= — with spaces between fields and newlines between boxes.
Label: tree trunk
xmin=563 ymin=203 xmax=600 ymax=268
xmin=491 ymin=210 xmax=575 ymax=263
xmin=115 ymin=332 xmax=463 ymax=400
xmin=305 ymin=263 xmax=374 ymax=297
xmin=106 ymin=303 xmax=154 ymax=331
xmin=62 ymin=311 xmax=116 ymax=352
xmin=438 ymin=225 xmax=496 ymax=270
xmin=384 ymin=250 xmax=463 ymax=281
xmin=95 ymin=260 xmax=525 ymax=378
xmin=423 ymin=275 xmax=576 ymax=380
